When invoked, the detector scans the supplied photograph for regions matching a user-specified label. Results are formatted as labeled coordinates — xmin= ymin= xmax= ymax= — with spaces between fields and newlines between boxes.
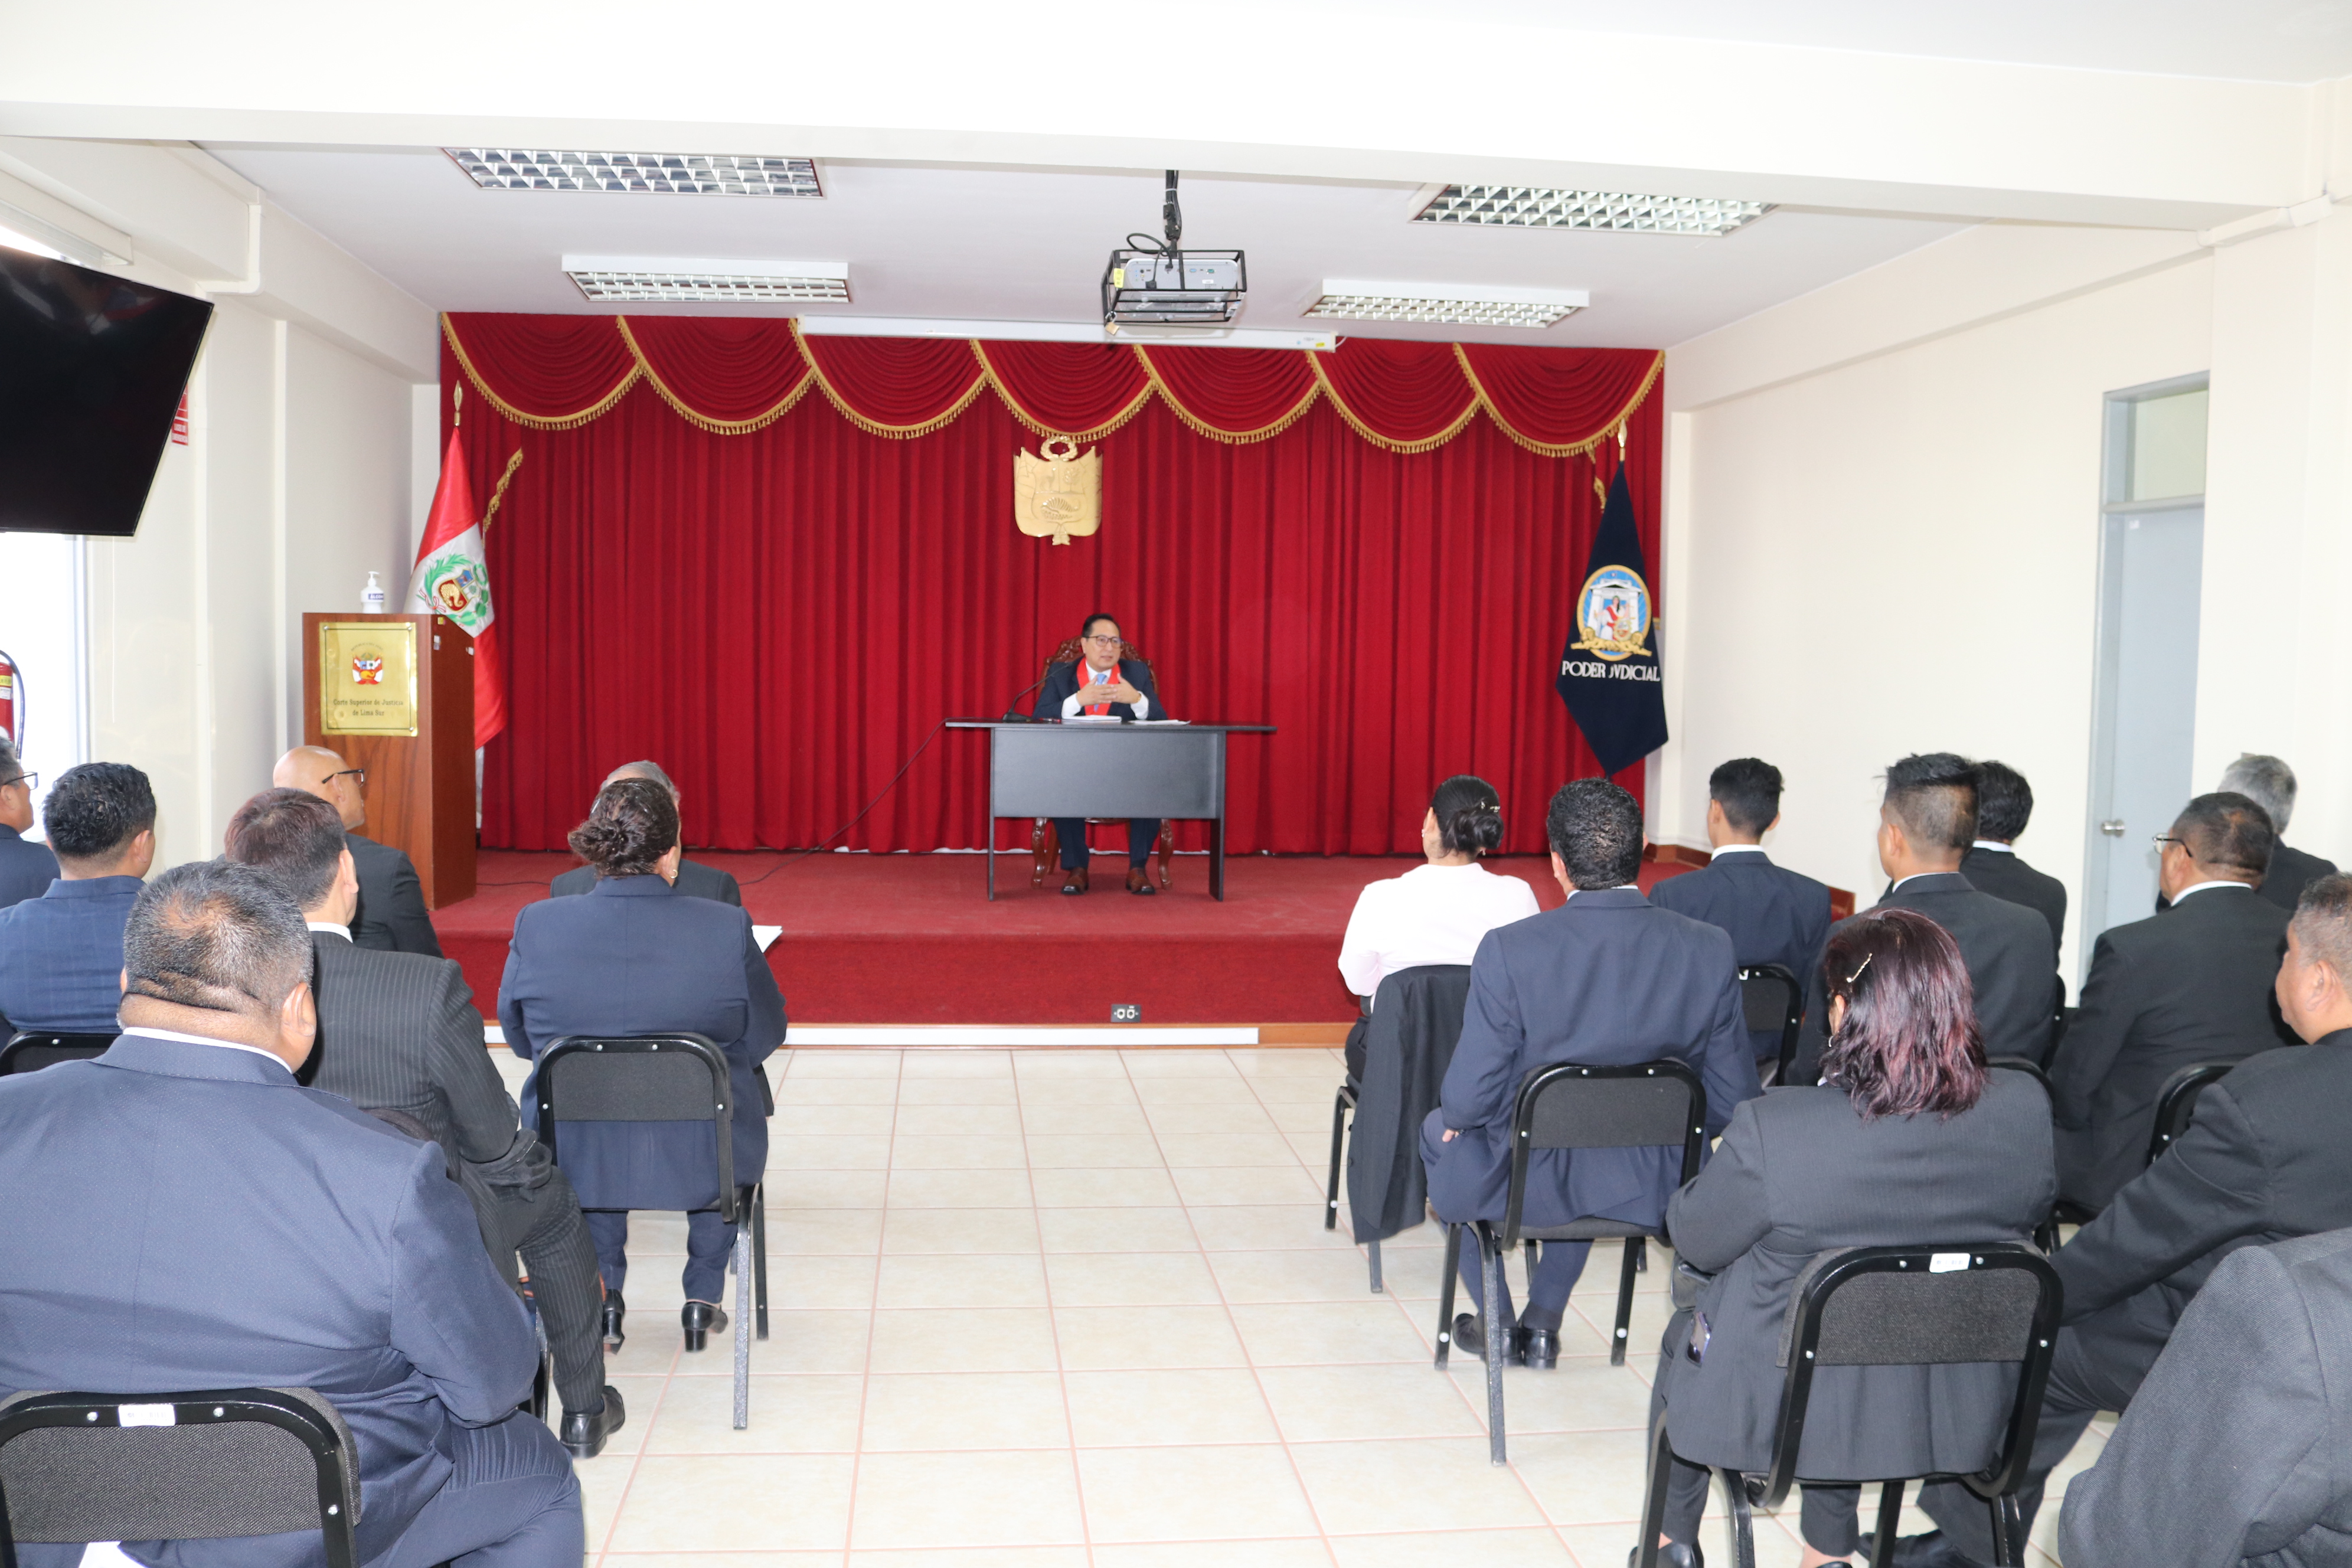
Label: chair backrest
xmin=1984 ymin=1056 xmax=2052 ymax=1100
xmin=1500 ymin=1060 xmax=1707 ymax=1246
xmin=1736 ymin=965 xmax=1804 ymax=1082
xmin=0 ymin=1387 xmax=360 ymax=1568
xmin=535 ymin=1034 xmax=738 ymax=1220
xmin=0 ymin=1033 xmax=117 ymax=1076
xmin=1758 ymin=1243 xmax=2062 ymax=1508
xmin=2146 ymin=1060 xmax=2235 ymax=1167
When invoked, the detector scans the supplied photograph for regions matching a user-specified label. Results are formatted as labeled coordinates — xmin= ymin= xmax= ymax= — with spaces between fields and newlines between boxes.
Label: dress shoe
xmin=1856 ymin=1532 xmax=1986 ymax=1568
xmin=559 ymin=1385 xmax=626 ymax=1459
xmin=1125 ymin=867 xmax=1157 ymax=895
xmin=1516 ymin=1325 xmax=1562 ymax=1369
xmin=1061 ymin=867 xmax=1089 ymax=895
xmin=1625 ymin=1542 xmax=1703 ymax=1567
xmin=682 ymin=1300 xmax=729 ymax=1351
xmin=600 ymin=1291 xmax=625 ymax=1350
xmin=1448 ymin=1312 xmax=1524 ymax=1364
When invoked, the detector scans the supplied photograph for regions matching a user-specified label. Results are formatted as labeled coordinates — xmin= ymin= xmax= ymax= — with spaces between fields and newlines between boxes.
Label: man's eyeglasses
xmin=1081 ymin=635 xmax=1122 ymax=647
xmin=0 ymin=772 xmax=32 ymax=792
xmin=328 ymin=767 xmax=367 ymax=788
xmin=2152 ymin=834 xmax=2193 ymax=858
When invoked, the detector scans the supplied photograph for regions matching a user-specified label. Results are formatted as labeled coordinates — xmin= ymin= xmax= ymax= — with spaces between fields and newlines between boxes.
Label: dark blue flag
xmin=1554 ymin=465 xmax=1667 ymax=776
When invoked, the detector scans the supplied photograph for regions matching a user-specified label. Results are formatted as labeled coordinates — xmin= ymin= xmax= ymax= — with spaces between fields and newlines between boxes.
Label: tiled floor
xmin=499 ymin=1047 xmax=2109 ymax=1567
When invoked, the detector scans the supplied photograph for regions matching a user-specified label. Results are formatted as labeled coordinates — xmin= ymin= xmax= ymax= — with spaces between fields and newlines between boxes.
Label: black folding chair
xmin=1985 ymin=1056 xmax=2088 ymax=1252
xmin=0 ymin=1032 xmax=116 ymax=1075
xmin=0 ymin=1388 xmax=360 ymax=1568
xmin=535 ymin=1033 xmax=767 ymax=1429
xmin=2145 ymin=1060 xmax=2235 ymax=1167
xmin=1637 ymin=1242 xmax=2063 ymax=1568
xmin=1738 ymin=965 xmax=1804 ymax=1086
xmin=1435 ymin=1059 xmax=1707 ymax=1464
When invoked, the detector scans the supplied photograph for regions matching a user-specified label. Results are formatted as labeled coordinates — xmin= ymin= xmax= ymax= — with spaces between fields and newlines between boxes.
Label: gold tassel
xmin=480 ymin=449 xmax=525 ymax=533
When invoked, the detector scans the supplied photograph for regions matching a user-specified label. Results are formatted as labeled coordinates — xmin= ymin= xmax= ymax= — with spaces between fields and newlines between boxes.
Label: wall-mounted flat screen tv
xmin=0 ymin=246 xmax=214 ymax=537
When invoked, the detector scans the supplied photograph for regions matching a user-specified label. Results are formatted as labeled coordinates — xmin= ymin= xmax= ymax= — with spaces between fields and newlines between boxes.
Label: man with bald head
xmin=549 ymin=761 xmax=741 ymax=906
xmin=273 ymin=744 xmax=443 ymax=955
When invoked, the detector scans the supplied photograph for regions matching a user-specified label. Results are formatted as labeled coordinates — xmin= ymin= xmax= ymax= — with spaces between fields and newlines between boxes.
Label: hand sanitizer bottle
xmin=361 ymin=571 xmax=387 ymax=613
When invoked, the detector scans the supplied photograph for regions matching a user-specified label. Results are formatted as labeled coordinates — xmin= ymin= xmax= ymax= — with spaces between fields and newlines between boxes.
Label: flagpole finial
xmin=1615 ymin=420 xmax=1625 ymax=453
xmin=453 ymin=383 xmax=463 ymax=428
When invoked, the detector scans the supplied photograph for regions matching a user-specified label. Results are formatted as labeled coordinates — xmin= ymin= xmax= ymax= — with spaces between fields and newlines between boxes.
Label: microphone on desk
xmin=999 ymin=675 xmax=1049 ymax=723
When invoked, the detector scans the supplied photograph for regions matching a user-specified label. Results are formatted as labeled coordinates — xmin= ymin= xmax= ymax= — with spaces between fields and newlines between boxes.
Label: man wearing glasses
xmin=1031 ymin=612 xmax=1169 ymax=896
xmin=273 ymin=744 xmax=445 ymax=956
xmin=0 ymin=739 xmax=57 ymax=910
xmin=2050 ymin=790 xmax=2299 ymax=1212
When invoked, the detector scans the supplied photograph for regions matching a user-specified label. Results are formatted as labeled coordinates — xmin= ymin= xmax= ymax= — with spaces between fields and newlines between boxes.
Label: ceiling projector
xmin=1103 ymin=170 xmax=1246 ymax=329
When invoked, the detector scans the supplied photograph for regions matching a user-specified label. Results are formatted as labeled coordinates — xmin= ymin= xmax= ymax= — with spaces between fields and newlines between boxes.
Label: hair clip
xmin=1844 ymin=952 xmax=1873 ymax=986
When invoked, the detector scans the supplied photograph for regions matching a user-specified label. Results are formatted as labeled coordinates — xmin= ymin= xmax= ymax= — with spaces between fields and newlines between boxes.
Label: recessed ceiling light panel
xmin=1413 ymin=185 xmax=1769 ymax=236
xmin=1306 ymin=279 xmax=1587 ymax=329
xmin=450 ymin=149 xmax=822 ymax=197
xmin=560 ymin=256 xmax=850 ymax=304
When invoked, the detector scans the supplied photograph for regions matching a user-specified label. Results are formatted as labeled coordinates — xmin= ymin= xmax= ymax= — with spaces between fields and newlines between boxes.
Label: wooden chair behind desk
xmin=1027 ymin=636 xmax=1176 ymax=890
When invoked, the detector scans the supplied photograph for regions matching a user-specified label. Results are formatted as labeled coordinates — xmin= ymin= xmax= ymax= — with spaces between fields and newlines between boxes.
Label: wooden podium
xmin=302 ymin=612 xmax=475 ymax=909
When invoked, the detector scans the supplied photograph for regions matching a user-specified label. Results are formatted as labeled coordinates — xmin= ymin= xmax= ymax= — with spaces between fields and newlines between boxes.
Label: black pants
xmin=473 ymin=1164 xmax=607 ymax=1417
xmin=586 ymin=1209 xmax=738 ymax=1305
xmin=1054 ymin=818 xmax=1159 ymax=870
xmin=1451 ymin=1238 xmax=1590 ymax=1333
xmin=1648 ymin=1373 xmax=1863 ymax=1555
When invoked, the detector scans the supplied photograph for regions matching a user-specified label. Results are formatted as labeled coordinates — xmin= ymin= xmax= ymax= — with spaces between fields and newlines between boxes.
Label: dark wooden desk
xmin=945 ymin=720 xmax=1275 ymax=899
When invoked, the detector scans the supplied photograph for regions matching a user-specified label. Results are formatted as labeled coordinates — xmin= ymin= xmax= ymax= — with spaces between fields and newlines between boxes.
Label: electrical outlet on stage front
xmin=1111 ymin=1005 xmax=1140 ymax=1023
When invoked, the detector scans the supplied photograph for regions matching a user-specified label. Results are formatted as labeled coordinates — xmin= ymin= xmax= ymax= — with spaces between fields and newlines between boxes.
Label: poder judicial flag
xmin=408 ymin=429 xmax=508 ymax=748
xmin=1554 ymin=465 xmax=1668 ymax=776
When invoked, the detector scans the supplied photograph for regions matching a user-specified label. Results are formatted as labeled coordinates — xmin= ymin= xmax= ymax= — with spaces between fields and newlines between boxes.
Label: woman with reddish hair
xmin=1640 ymin=907 xmax=2055 ymax=1568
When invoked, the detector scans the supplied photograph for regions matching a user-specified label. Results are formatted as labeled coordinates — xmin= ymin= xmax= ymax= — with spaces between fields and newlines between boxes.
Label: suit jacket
xmin=0 ymin=824 xmax=57 ymax=911
xmin=2050 ymin=886 xmax=2296 ymax=1210
xmin=1346 ymin=965 xmax=1473 ymax=1245
xmin=1428 ymin=888 xmax=1761 ymax=1232
xmin=347 ymin=830 xmax=443 ymax=957
xmin=1649 ymin=851 xmax=1833 ymax=1060
xmin=1657 ymin=1076 xmax=2055 ymax=1479
xmin=550 ymin=857 xmax=742 ymax=905
xmin=1033 ymin=658 xmax=1167 ymax=723
xmin=2060 ymin=1227 xmax=2352 ymax=1568
xmin=0 ymin=873 xmax=141 ymax=1033
xmin=1961 ymin=844 xmax=2068 ymax=959
xmin=499 ymin=875 xmax=786 ymax=1212
xmin=2260 ymin=841 xmax=2340 ymax=914
xmin=0 ymin=1033 xmax=536 ymax=1568
xmin=1803 ymin=873 xmax=2056 ymax=1076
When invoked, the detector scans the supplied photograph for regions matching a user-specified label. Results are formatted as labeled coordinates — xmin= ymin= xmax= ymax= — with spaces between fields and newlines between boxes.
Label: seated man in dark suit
xmin=0 ymin=761 xmax=154 ymax=1033
xmin=226 ymin=786 xmax=623 ymax=1459
xmin=0 ymin=859 xmax=580 ymax=1568
xmin=1961 ymin=759 xmax=2067 ymax=961
xmin=549 ymin=759 xmax=741 ymax=905
xmin=1648 ymin=757 xmax=1832 ymax=1066
xmin=1032 ymin=610 xmax=1168 ymax=896
xmin=2051 ymin=792 xmax=2297 ymax=1211
xmin=1419 ymin=778 xmax=1758 ymax=1367
xmin=2221 ymin=753 xmax=2338 ymax=913
xmin=1891 ymin=873 xmax=2352 ymax=1568
xmin=273 ymin=743 xmax=444 ymax=956
xmin=0 ymin=739 xmax=58 ymax=910
xmin=1802 ymin=753 xmax=2056 ymax=1076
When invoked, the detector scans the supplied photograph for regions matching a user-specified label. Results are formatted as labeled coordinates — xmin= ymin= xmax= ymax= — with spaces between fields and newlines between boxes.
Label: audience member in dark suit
xmin=501 ymin=776 xmax=786 ymax=1353
xmin=2220 ymin=752 xmax=2340 ymax=913
xmin=1961 ymin=759 xmax=2068 ymax=960
xmin=2059 ymin=1226 xmax=2352 ymax=1568
xmin=549 ymin=759 xmax=743 ymax=906
xmin=0 ymin=739 xmax=58 ymax=910
xmin=1032 ymin=611 xmax=1169 ymax=895
xmin=1648 ymin=909 xmax=2055 ymax=1568
xmin=225 ymin=788 xmax=623 ymax=1459
xmin=0 ymin=761 xmax=153 ymax=1033
xmin=1419 ymin=778 xmax=1759 ymax=1367
xmin=1801 ymin=754 xmax=2056 ymax=1077
xmin=2050 ymin=792 xmax=2296 ymax=1211
xmin=1890 ymin=873 xmax=2352 ymax=1567
xmin=0 ymin=860 xmax=580 ymax=1568
xmin=1648 ymin=757 xmax=1832 ymax=1064
xmin=275 ymin=743 xmax=444 ymax=956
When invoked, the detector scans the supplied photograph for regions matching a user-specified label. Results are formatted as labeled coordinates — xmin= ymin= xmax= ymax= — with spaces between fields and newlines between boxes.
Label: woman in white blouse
xmin=1338 ymin=775 xmax=1541 ymax=1011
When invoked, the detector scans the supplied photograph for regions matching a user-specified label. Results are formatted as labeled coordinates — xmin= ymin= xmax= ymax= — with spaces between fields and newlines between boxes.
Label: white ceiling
xmin=201 ymin=148 xmax=1966 ymax=349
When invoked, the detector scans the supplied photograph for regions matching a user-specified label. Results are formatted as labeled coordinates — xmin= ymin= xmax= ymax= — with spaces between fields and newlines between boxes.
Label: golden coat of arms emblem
xmin=1014 ymin=436 xmax=1101 ymax=545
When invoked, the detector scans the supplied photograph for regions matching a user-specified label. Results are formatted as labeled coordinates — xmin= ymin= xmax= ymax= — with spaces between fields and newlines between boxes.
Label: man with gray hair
xmin=0 ymin=861 xmax=583 ymax=1568
xmin=0 ymin=737 xmax=57 ymax=909
xmin=2218 ymin=753 xmax=2339 ymax=912
xmin=548 ymin=760 xmax=741 ymax=905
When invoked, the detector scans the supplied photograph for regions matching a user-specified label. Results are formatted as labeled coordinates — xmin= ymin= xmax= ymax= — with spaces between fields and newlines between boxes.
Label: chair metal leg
xmin=1325 ymin=1088 xmax=1349 ymax=1231
xmin=2034 ymin=1217 xmax=2060 ymax=1256
xmin=1870 ymin=1482 xmax=1905 ymax=1568
xmin=1611 ymin=1236 xmax=1642 ymax=1366
xmin=1434 ymin=1223 xmax=1462 ymax=1369
xmin=1634 ymin=1415 xmax=1678 ymax=1568
xmin=1633 ymin=1236 xmax=1648 ymax=1273
xmin=752 ymin=1181 xmax=769 ymax=1341
xmin=1717 ymin=1468 xmax=1758 ymax=1568
xmin=1366 ymin=1237 xmax=1383 ymax=1293
xmin=731 ymin=1223 xmax=753 ymax=1430
xmin=1479 ymin=1223 xmax=1508 ymax=1466
xmin=1989 ymin=1492 xmax=2023 ymax=1566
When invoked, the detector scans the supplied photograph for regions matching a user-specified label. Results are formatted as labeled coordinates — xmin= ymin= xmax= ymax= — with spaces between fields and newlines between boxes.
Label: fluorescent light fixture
xmin=1306 ymin=279 xmax=1587 ymax=329
xmin=561 ymin=256 xmax=850 ymax=304
xmin=0 ymin=200 xmax=121 ymax=267
xmin=449 ymin=149 xmax=821 ymax=197
xmin=0 ymin=224 xmax=67 ymax=263
xmin=796 ymin=316 xmax=1337 ymax=351
xmin=1412 ymin=185 xmax=1770 ymax=236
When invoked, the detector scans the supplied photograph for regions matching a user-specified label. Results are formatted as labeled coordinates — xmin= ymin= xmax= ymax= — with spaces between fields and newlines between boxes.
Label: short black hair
xmin=43 ymin=762 xmax=156 ymax=862
xmin=1546 ymin=777 xmax=1643 ymax=890
xmin=1973 ymin=760 xmax=2033 ymax=842
xmin=1882 ymin=753 xmax=1977 ymax=853
xmin=1430 ymin=775 xmax=1504 ymax=857
xmin=2293 ymin=872 xmax=2352 ymax=986
xmin=123 ymin=858 xmax=311 ymax=1015
xmin=2174 ymin=791 xmax=2275 ymax=880
xmin=1081 ymin=612 xmax=1121 ymax=639
xmin=1707 ymin=759 xmax=1782 ymax=836
xmin=224 ymin=788 xmax=348 ymax=910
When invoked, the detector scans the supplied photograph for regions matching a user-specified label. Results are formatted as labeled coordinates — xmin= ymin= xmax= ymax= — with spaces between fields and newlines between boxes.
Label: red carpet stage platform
xmin=430 ymin=851 xmax=1697 ymax=1027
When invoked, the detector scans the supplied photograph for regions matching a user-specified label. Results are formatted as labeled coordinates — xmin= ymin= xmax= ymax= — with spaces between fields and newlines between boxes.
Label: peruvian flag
xmin=407 ymin=429 xmax=507 ymax=748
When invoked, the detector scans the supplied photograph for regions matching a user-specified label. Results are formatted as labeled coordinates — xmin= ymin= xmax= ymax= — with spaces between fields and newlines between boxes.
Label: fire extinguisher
xmin=0 ymin=649 xmax=20 ymax=754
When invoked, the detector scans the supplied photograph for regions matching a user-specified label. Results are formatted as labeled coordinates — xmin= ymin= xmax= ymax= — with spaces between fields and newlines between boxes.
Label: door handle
xmin=2099 ymin=820 xmax=2126 ymax=837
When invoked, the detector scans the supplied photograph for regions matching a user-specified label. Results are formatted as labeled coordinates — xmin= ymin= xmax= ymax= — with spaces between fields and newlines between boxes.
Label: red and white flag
xmin=407 ymin=429 xmax=508 ymax=748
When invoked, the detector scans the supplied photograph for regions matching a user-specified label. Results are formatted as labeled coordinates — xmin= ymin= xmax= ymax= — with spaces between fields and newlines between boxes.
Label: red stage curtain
xmin=442 ymin=316 xmax=1662 ymax=858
